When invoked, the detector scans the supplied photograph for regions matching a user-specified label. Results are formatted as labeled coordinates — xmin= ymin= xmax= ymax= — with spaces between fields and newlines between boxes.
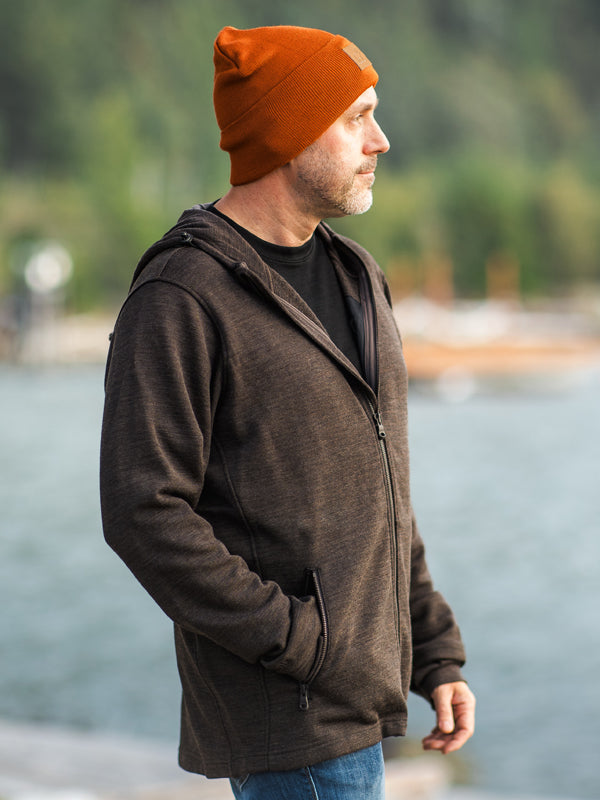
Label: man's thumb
xmin=438 ymin=712 xmax=455 ymax=734
xmin=435 ymin=692 xmax=455 ymax=733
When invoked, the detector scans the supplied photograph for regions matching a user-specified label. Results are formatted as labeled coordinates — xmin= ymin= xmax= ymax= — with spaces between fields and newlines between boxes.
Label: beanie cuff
xmin=219 ymin=35 xmax=378 ymax=185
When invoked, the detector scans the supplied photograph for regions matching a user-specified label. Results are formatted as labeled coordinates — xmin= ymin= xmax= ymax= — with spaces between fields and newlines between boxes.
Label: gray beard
xmin=295 ymin=147 xmax=376 ymax=218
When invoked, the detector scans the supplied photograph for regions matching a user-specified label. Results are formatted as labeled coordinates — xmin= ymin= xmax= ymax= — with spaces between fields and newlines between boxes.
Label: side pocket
xmin=299 ymin=568 xmax=329 ymax=711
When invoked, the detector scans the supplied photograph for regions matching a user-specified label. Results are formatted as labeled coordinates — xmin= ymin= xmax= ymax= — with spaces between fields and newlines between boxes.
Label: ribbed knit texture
xmin=213 ymin=25 xmax=379 ymax=185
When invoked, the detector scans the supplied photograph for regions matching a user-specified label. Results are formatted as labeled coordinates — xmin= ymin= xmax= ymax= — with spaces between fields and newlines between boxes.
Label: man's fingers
xmin=422 ymin=726 xmax=470 ymax=755
xmin=445 ymin=728 xmax=472 ymax=753
xmin=422 ymin=729 xmax=445 ymax=750
xmin=424 ymin=681 xmax=476 ymax=755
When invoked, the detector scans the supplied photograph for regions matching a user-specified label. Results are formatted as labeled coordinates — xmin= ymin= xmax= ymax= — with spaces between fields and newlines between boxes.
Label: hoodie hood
xmin=130 ymin=203 xmax=344 ymax=291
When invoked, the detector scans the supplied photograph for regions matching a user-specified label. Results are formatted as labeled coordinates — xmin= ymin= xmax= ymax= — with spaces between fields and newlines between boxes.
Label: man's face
xmin=290 ymin=86 xmax=390 ymax=219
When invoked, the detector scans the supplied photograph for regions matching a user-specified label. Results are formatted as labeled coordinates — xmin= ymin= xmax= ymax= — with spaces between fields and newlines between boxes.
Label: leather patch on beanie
xmin=342 ymin=43 xmax=371 ymax=70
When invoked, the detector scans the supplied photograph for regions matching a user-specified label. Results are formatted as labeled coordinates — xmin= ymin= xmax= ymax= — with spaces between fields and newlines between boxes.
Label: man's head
xmin=289 ymin=85 xmax=389 ymax=219
xmin=213 ymin=25 xmax=380 ymax=186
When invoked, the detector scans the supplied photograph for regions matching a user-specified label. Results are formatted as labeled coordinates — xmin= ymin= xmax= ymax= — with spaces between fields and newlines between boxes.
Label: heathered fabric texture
xmin=213 ymin=25 xmax=378 ymax=184
xmin=206 ymin=203 xmax=363 ymax=375
xmin=100 ymin=206 xmax=465 ymax=778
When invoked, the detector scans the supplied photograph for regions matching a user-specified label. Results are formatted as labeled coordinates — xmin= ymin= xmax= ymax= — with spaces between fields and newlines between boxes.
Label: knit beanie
xmin=213 ymin=25 xmax=379 ymax=185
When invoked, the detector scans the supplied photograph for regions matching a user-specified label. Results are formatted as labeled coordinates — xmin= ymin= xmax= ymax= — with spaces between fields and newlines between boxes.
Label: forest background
xmin=0 ymin=0 xmax=599 ymax=311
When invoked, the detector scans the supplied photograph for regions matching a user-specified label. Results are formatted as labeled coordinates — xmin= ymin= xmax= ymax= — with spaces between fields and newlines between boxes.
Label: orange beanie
xmin=213 ymin=25 xmax=379 ymax=185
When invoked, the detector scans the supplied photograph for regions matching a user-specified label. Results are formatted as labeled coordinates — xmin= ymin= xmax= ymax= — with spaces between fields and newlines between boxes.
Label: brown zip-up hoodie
xmin=100 ymin=205 xmax=466 ymax=778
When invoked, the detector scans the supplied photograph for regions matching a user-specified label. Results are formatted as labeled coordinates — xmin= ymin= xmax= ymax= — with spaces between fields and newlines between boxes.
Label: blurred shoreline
xmin=394 ymin=297 xmax=600 ymax=397
xmin=2 ymin=299 xmax=600 ymax=396
xmin=0 ymin=716 xmax=449 ymax=800
xmin=0 ymin=717 xmax=582 ymax=800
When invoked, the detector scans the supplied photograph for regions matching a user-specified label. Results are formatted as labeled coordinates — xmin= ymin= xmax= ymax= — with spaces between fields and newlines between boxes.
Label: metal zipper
xmin=299 ymin=568 xmax=329 ymax=711
xmin=356 ymin=263 xmax=400 ymax=633
xmin=369 ymin=400 xmax=399 ymax=632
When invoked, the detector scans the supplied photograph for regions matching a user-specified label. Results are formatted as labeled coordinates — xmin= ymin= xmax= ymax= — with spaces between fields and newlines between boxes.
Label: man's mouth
xmin=358 ymin=159 xmax=378 ymax=175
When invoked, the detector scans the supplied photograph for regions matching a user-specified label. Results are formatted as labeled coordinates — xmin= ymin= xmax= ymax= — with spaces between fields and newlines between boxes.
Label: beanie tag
xmin=342 ymin=43 xmax=371 ymax=70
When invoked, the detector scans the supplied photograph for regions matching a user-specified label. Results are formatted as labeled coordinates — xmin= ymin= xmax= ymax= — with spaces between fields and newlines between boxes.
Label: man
xmin=100 ymin=24 xmax=475 ymax=800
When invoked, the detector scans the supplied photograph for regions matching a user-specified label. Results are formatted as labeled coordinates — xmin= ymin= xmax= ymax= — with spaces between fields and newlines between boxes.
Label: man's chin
xmin=323 ymin=189 xmax=373 ymax=219
xmin=344 ymin=191 xmax=373 ymax=216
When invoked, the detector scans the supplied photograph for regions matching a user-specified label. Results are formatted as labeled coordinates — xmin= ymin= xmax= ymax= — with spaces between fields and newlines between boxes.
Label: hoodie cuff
xmin=412 ymin=660 xmax=466 ymax=705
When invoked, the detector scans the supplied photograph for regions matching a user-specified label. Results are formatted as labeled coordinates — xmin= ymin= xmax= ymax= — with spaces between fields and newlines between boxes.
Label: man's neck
xmin=214 ymin=174 xmax=320 ymax=247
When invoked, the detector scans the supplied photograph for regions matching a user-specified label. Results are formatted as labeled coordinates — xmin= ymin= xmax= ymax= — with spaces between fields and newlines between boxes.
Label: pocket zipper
xmin=299 ymin=568 xmax=329 ymax=711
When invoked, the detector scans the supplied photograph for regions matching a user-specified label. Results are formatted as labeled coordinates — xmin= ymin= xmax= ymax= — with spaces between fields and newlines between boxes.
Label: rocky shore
xmin=0 ymin=718 xmax=450 ymax=800
xmin=0 ymin=719 xmax=583 ymax=800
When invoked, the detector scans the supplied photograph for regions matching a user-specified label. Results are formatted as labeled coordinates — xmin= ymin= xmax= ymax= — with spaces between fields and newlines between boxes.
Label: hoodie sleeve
xmin=100 ymin=276 xmax=321 ymax=682
xmin=408 ymin=513 xmax=467 ymax=699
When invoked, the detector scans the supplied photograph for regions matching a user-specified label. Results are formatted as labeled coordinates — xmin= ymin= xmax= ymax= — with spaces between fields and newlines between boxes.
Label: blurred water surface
xmin=1 ymin=364 xmax=598 ymax=799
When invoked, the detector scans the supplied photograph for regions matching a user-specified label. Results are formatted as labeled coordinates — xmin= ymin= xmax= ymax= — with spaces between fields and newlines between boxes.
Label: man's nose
xmin=366 ymin=120 xmax=390 ymax=155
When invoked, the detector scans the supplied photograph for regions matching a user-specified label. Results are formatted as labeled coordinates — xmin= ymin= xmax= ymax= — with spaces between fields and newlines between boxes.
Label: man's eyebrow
xmin=345 ymin=98 xmax=379 ymax=116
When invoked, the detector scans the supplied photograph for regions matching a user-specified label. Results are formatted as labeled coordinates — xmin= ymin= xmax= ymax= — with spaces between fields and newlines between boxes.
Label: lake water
xmin=1 ymin=364 xmax=599 ymax=799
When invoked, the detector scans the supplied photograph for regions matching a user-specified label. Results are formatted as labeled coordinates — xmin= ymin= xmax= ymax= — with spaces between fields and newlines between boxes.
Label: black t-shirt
xmin=208 ymin=205 xmax=363 ymax=375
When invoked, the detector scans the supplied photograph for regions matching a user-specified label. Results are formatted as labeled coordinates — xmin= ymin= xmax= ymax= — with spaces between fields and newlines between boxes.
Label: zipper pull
xmin=373 ymin=409 xmax=386 ymax=439
xmin=299 ymin=683 xmax=310 ymax=711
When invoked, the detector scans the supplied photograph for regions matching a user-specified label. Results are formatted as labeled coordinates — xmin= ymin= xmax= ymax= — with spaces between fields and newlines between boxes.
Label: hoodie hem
xmin=178 ymin=717 xmax=407 ymax=779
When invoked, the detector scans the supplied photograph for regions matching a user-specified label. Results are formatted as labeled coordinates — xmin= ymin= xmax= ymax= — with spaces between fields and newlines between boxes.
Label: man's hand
xmin=422 ymin=681 xmax=476 ymax=755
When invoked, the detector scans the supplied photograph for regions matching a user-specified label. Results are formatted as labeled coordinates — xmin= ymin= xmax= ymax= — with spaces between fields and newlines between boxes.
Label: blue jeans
xmin=229 ymin=742 xmax=385 ymax=800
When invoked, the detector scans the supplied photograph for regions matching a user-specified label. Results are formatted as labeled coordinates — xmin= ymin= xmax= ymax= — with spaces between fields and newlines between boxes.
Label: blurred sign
xmin=23 ymin=242 xmax=73 ymax=295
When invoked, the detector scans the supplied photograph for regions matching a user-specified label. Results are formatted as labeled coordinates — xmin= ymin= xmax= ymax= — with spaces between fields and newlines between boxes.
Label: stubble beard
xmin=295 ymin=145 xmax=377 ymax=219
